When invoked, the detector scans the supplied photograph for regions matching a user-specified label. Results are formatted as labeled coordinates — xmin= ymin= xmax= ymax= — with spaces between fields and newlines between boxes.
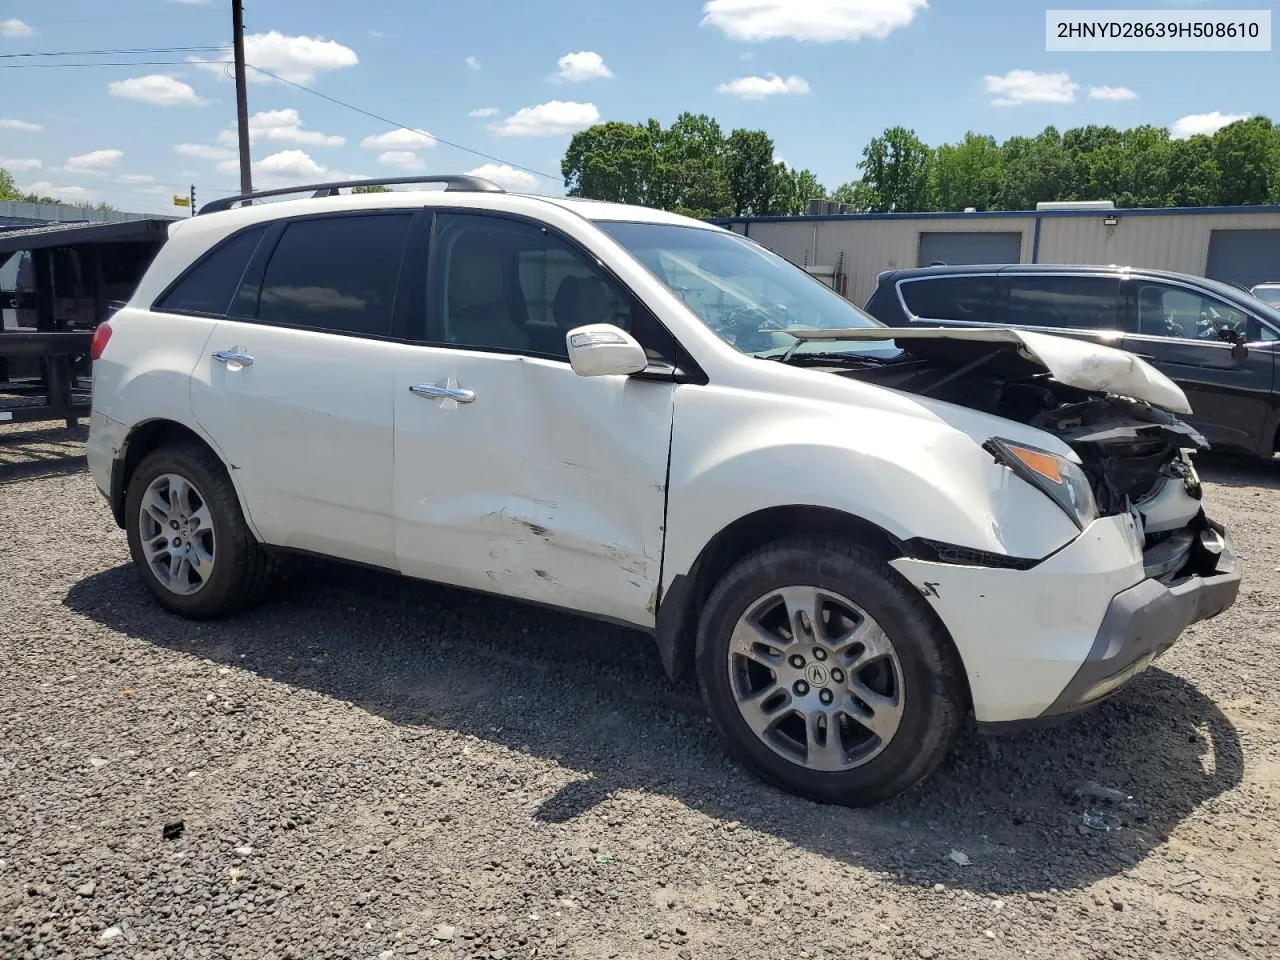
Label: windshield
xmin=598 ymin=221 xmax=886 ymax=357
xmin=1252 ymin=285 xmax=1280 ymax=308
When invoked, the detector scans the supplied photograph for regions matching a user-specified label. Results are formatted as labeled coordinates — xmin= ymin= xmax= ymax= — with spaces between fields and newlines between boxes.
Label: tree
xmin=1213 ymin=116 xmax=1279 ymax=205
xmin=831 ymin=180 xmax=876 ymax=211
xmin=1166 ymin=135 xmax=1220 ymax=206
xmin=656 ymin=113 xmax=734 ymax=218
xmin=352 ymin=184 xmax=391 ymax=193
xmin=856 ymin=127 xmax=932 ymax=212
xmin=995 ymin=126 xmax=1072 ymax=209
xmin=562 ymin=121 xmax=660 ymax=205
xmin=769 ymin=165 xmax=827 ymax=216
xmin=724 ymin=128 xmax=777 ymax=217
xmin=932 ymin=132 xmax=1002 ymax=210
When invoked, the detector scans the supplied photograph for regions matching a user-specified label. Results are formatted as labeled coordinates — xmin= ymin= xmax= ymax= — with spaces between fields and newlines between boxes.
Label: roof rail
xmin=197 ymin=174 xmax=505 ymax=215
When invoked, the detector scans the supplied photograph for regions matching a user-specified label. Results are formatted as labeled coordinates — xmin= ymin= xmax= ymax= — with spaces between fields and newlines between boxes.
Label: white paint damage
xmin=788 ymin=326 xmax=1193 ymax=414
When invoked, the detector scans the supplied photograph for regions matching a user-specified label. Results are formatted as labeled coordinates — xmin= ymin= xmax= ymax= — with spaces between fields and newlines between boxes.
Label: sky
xmin=0 ymin=0 xmax=1275 ymax=215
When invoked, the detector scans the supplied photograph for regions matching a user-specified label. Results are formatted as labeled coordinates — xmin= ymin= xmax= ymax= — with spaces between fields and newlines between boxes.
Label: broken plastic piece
xmin=594 ymin=853 xmax=614 ymax=864
xmin=1071 ymin=781 xmax=1131 ymax=804
xmin=1080 ymin=809 xmax=1122 ymax=832
xmin=162 ymin=821 xmax=185 ymax=840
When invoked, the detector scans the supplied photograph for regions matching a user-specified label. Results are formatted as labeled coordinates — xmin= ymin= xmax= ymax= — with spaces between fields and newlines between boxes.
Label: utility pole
xmin=231 ymin=0 xmax=252 ymax=196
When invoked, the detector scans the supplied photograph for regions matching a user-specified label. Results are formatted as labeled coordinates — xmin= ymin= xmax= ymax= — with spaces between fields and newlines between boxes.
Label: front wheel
xmin=124 ymin=442 xmax=273 ymax=618
xmin=695 ymin=537 xmax=967 ymax=806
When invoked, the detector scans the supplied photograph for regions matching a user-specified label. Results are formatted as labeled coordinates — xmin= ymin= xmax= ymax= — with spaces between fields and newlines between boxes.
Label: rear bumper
xmin=1035 ymin=522 xmax=1240 ymax=720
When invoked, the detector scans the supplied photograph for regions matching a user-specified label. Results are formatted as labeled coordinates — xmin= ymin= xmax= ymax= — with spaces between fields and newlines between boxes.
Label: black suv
xmin=865 ymin=264 xmax=1280 ymax=459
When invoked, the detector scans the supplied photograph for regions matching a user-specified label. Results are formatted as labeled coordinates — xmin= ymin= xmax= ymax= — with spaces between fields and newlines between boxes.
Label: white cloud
xmin=466 ymin=163 xmax=539 ymax=192
xmin=378 ymin=150 xmax=424 ymax=170
xmin=1088 ymin=85 xmax=1137 ymax=102
xmin=108 ymin=74 xmax=206 ymax=107
xmin=1170 ymin=111 xmax=1251 ymax=139
xmin=175 ymin=142 xmax=235 ymax=160
xmin=217 ymin=148 xmax=327 ymax=181
xmin=0 ymin=157 xmax=41 ymax=171
xmin=369 ymin=29 xmax=384 ymax=38
xmin=701 ymin=0 xmax=926 ymax=42
xmin=66 ymin=149 xmax=124 ymax=172
xmin=190 ymin=31 xmax=358 ymax=85
xmin=465 ymin=55 xmax=482 ymax=70
xmin=984 ymin=69 xmax=1078 ymax=107
xmin=118 ymin=174 xmax=155 ymax=183
xmin=24 ymin=181 xmax=92 ymax=201
xmin=468 ymin=107 xmax=499 ymax=118
xmin=214 ymin=108 xmax=344 ymax=147
xmin=717 ymin=73 xmax=811 ymax=99
xmin=0 ymin=118 xmax=42 ymax=132
xmin=490 ymin=100 xmax=600 ymax=137
xmin=360 ymin=127 xmax=436 ymax=149
xmin=554 ymin=51 xmax=613 ymax=82
xmin=1 ymin=18 xmax=33 ymax=38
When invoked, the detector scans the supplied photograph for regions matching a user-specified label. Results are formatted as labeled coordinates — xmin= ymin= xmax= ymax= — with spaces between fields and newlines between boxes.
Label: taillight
xmin=90 ymin=321 xmax=113 ymax=361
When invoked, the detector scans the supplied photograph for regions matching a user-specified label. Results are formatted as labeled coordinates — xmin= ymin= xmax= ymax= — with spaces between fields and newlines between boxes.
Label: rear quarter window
xmin=900 ymin=275 xmax=1008 ymax=324
xmin=1006 ymin=275 xmax=1121 ymax=330
xmin=154 ymin=225 xmax=267 ymax=317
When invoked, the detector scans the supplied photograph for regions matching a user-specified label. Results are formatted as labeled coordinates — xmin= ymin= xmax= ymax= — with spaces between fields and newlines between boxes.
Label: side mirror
xmin=1217 ymin=327 xmax=1241 ymax=345
xmin=565 ymin=324 xmax=649 ymax=378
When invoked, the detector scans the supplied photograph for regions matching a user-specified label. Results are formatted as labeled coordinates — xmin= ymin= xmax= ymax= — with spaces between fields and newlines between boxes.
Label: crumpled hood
xmin=789 ymin=326 xmax=1193 ymax=415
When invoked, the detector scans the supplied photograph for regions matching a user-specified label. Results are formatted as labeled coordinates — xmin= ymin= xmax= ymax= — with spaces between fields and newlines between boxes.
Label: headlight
xmin=984 ymin=438 xmax=1099 ymax=530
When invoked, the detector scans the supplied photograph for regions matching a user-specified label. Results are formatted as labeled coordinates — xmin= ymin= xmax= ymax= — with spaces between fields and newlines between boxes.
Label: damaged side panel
xmin=392 ymin=351 xmax=676 ymax=628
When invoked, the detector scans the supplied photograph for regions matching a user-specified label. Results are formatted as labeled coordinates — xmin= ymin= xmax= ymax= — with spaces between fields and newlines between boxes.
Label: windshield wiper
xmin=764 ymin=350 xmax=890 ymax=366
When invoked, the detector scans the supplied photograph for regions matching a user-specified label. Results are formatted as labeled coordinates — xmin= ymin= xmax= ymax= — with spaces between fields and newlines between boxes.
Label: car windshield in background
xmin=598 ymin=222 xmax=888 ymax=358
xmin=1252 ymin=285 xmax=1280 ymax=309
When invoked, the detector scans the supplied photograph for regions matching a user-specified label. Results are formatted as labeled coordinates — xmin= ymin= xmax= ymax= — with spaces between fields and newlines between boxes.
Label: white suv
xmin=86 ymin=175 xmax=1241 ymax=806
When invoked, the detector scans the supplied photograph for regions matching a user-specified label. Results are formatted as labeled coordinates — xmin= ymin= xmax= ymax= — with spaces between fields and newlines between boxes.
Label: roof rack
xmin=197 ymin=174 xmax=505 ymax=215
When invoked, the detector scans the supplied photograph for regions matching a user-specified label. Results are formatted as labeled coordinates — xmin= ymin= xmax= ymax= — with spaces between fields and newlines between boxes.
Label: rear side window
xmin=1007 ymin=275 xmax=1120 ymax=330
xmin=156 ymin=226 xmax=266 ymax=316
xmin=900 ymin=275 xmax=1007 ymax=324
xmin=257 ymin=214 xmax=413 ymax=337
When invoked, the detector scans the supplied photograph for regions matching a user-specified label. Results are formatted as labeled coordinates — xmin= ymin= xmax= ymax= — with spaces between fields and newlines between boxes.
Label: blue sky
xmin=0 ymin=0 xmax=1274 ymax=214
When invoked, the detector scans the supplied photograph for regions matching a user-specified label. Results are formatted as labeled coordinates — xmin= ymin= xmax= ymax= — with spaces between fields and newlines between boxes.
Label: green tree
xmin=856 ymin=126 xmax=932 ymax=212
xmin=831 ymin=180 xmax=876 ymax=211
xmin=562 ymin=121 xmax=660 ymax=205
xmin=1213 ymin=116 xmax=1279 ymax=205
xmin=724 ymin=128 xmax=777 ymax=217
xmin=658 ymin=112 xmax=734 ymax=218
xmin=995 ymin=126 xmax=1072 ymax=209
xmin=1166 ymin=135 xmax=1220 ymax=206
xmin=352 ymin=184 xmax=392 ymax=193
xmin=0 ymin=166 xmax=18 ymax=200
xmin=932 ymin=132 xmax=1002 ymax=210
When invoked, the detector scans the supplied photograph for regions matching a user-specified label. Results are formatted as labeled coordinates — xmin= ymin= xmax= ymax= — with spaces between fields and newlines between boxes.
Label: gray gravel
xmin=3 ymin=420 xmax=1280 ymax=960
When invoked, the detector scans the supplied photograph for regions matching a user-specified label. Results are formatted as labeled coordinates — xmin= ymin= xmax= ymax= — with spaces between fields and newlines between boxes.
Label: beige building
xmin=716 ymin=205 xmax=1280 ymax=306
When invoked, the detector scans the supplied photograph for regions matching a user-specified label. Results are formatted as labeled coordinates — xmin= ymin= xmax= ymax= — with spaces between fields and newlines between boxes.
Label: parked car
xmin=86 ymin=178 xmax=1240 ymax=806
xmin=865 ymin=264 xmax=1280 ymax=459
xmin=1252 ymin=282 xmax=1280 ymax=308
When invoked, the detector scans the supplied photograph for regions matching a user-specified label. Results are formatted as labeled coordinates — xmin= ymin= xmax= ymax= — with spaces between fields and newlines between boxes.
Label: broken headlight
xmin=985 ymin=438 xmax=1100 ymax=531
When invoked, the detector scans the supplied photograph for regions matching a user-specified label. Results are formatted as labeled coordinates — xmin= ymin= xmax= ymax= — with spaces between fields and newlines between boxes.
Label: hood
xmin=788 ymin=326 xmax=1192 ymax=415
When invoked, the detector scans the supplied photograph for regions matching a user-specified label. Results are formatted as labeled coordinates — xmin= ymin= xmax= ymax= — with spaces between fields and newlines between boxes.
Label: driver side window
xmin=1135 ymin=283 xmax=1248 ymax=341
xmin=432 ymin=213 xmax=640 ymax=362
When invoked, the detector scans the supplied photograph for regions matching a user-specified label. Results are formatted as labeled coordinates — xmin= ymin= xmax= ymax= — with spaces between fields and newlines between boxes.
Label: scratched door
xmin=392 ymin=346 xmax=675 ymax=628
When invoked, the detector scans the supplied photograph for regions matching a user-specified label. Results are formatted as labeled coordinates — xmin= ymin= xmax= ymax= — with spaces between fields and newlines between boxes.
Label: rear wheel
xmin=696 ymin=537 xmax=966 ymax=806
xmin=125 ymin=442 xmax=272 ymax=618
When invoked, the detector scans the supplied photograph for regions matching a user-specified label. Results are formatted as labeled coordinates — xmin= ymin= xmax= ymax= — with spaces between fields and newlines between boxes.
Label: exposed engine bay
xmin=790 ymin=337 xmax=1224 ymax=580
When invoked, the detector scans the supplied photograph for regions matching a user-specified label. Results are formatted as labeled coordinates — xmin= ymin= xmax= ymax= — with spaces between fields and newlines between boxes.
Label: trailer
xmin=1 ymin=218 xmax=171 ymax=427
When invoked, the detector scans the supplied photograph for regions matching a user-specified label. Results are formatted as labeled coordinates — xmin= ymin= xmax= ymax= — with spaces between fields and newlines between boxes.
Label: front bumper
xmin=1038 ymin=522 xmax=1240 ymax=720
xmin=889 ymin=513 xmax=1241 ymax=725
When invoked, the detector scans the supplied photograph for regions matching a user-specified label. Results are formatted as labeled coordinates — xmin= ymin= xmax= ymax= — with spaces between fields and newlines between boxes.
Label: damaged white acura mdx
xmin=86 ymin=176 xmax=1242 ymax=805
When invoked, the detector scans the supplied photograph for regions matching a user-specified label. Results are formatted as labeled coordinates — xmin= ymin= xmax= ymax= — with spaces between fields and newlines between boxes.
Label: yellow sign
xmin=173 ymin=195 xmax=190 ymax=208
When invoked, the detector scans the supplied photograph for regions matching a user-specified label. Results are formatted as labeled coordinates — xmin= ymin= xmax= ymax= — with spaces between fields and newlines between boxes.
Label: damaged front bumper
xmin=1037 ymin=521 xmax=1240 ymax=720
xmin=889 ymin=512 xmax=1242 ymax=728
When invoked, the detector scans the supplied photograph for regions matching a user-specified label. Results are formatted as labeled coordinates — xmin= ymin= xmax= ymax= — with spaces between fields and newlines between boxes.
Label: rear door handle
xmin=212 ymin=349 xmax=255 ymax=367
xmin=409 ymin=383 xmax=476 ymax=404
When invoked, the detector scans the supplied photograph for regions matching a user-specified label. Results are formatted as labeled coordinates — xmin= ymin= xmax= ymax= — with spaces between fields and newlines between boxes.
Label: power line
xmin=0 ymin=46 xmax=224 ymax=59
xmin=245 ymin=63 xmax=562 ymax=183
xmin=0 ymin=60 xmax=229 ymax=69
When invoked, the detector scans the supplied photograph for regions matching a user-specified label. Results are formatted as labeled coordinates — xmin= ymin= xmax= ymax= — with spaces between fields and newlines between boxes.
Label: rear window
xmin=900 ymin=275 xmax=1006 ymax=324
xmin=256 ymin=214 xmax=412 ymax=337
xmin=1006 ymin=275 xmax=1120 ymax=330
xmin=156 ymin=226 xmax=266 ymax=317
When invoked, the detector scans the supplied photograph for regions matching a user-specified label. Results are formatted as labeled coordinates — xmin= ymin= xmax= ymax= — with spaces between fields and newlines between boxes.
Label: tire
xmin=695 ymin=536 xmax=966 ymax=807
xmin=124 ymin=441 xmax=273 ymax=618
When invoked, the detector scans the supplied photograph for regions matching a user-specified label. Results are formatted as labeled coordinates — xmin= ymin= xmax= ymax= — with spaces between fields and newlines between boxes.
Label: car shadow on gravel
xmin=1197 ymin=452 xmax=1280 ymax=492
xmin=0 ymin=423 xmax=88 ymax=485
xmin=65 ymin=558 xmax=1243 ymax=896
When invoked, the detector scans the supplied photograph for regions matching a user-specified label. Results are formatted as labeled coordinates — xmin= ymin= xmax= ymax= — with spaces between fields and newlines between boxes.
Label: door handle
xmin=409 ymin=383 xmax=476 ymax=404
xmin=212 ymin=349 xmax=255 ymax=367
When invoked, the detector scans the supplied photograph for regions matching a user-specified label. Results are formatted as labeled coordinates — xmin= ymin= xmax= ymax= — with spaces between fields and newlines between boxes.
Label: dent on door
xmin=397 ymin=355 xmax=674 ymax=627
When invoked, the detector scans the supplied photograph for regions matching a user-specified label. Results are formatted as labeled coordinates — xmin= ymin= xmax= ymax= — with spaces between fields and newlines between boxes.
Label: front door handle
xmin=409 ymin=383 xmax=476 ymax=404
xmin=212 ymin=349 xmax=255 ymax=367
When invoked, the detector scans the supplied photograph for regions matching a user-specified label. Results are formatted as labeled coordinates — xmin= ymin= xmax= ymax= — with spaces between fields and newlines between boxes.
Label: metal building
xmin=713 ymin=204 xmax=1280 ymax=307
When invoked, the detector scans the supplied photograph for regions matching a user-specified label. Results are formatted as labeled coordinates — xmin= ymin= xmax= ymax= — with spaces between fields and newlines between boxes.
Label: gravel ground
xmin=3 ymin=421 xmax=1280 ymax=960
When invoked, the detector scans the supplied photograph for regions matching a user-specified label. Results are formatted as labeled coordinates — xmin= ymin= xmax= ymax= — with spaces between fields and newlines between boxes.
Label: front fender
xmin=661 ymin=386 xmax=1081 ymax=593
